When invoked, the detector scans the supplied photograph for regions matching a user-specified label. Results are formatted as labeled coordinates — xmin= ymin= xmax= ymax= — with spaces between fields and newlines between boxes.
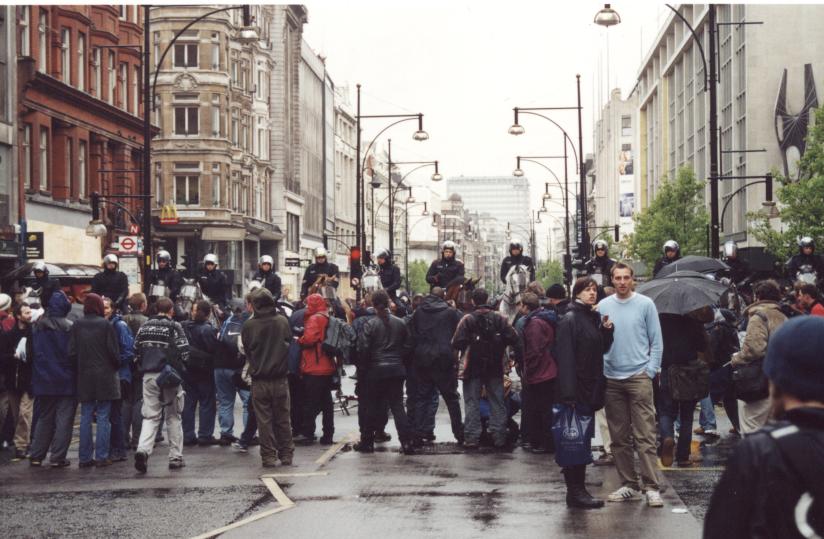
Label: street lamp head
xmin=422 ymin=209 xmax=430 ymax=216
xmin=413 ymin=130 xmax=429 ymax=141
xmin=508 ymin=124 xmax=525 ymax=136
xmin=431 ymin=172 xmax=443 ymax=182
xmin=406 ymin=195 xmax=416 ymax=204
xmin=543 ymin=192 xmax=552 ymax=200
xmin=370 ymin=176 xmax=382 ymax=188
xmin=513 ymin=168 xmax=525 ymax=178
xmin=594 ymin=4 xmax=621 ymax=27
xmin=85 ymin=220 xmax=108 ymax=238
xmin=762 ymin=201 xmax=780 ymax=219
xmin=237 ymin=27 xmax=260 ymax=44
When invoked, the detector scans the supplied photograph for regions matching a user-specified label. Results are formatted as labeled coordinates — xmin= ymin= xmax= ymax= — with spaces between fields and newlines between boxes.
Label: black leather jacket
xmin=705 ymin=407 xmax=824 ymax=539
xmin=33 ymin=275 xmax=61 ymax=308
xmin=425 ymin=257 xmax=465 ymax=290
xmin=90 ymin=269 xmax=129 ymax=311
xmin=357 ymin=313 xmax=412 ymax=380
xmin=786 ymin=253 xmax=824 ymax=281
xmin=378 ymin=262 xmax=402 ymax=296
xmin=653 ymin=255 xmax=681 ymax=277
xmin=500 ymin=254 xmax=535 ymax=283
xmin=147 ymin=266 xmax=183 ymax=300
xmin=301 ymin=262 xmax=340 ymax=298
xmin=197 ymin=269 xmax=230 ymax=307
xmin=253 ymin=269 xmax=282 ymax=300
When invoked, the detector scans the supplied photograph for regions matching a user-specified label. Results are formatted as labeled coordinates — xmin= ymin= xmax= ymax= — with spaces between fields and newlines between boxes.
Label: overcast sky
xmin=303 ymin=0 xmax=668 ymax=252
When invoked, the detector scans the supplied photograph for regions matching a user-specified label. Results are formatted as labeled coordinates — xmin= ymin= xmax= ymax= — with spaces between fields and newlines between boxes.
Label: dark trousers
xmin=522 ymin=379 xmax=555 ymax=450
xmin=412 ymin=365 xmax=463 ymax=440
xmin=29 ymin=396 xmax=77 ymax=463
xmin=110 ymin=398 xmax=126 ymax=458
xmin=182 ymin=370 xmax=217 ymax=442
xmin=240 ymin=404 xmax=258 ymax=444
xmin=288 ymin=374 xmax=304 ymax=435
xmin=361 ymin=376 xmax=413 ymax=444
xmin=121 ymin=377 xmax=143 ymax=447
xmin=356 ymin=379 xmax=388 ymax=432
xmin=405 ymin=366 xmax=438 ymax=434
xmin=301 ymin=375 xmax=334 ymax=439
xmin=658 ymin=372 xmax=697 ymax=462
xmin=251 ymin=377 xmax=294 ymax=464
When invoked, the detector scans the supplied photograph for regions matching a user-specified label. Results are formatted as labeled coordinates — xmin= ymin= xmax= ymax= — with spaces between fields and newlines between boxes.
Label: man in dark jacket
xmin=705 ymin=316 xmax=824 ymax=539
xmin=409 ymin=289 xmax=464 ymax=445
xmin=103 ymin=297 xmax=135 ymax=462
xmin=300 ymin=247 xmax=339 ymax=299
xmin=91 ymin=254 xmax=130 ymax=312
xmin=122 ymin=293 xmax=148 ymax=448
xmin=426 ymin=241 xmax=465 ymax=291
xmin=517 ymin=292 xmax=559 ymax=453
xmin=253 ymin=255 xmax=282 ymax=300
xmin=181 ymin=300 xmax=218 ymax=446
xmin=133 ymin=297 xmax=190 ymax=473
xmin=32 ymin=261 xmax=61 ymax=309
xmin=0 ymin=303 xmax=34 ymax=460
xmin=29 ymin=291 xmax=76 ymax=467
xmin=653 ymin=240 xmax=681 ymax=277
xmin=452 ymin=288 xmax=522 ymax=449
xmin=241 ymin=288 xmax=294 ymax=467
xmin=500 ymin=241 xmax=535 ymax=284
xmin=375 ymin=249 xmax=402 ymax=299
xmin=198 ymin=254 xmax=231 ymax=308
xmin=786 ymin=236 xmax=824 ymax=285
xmin=584 ymin=240 xmax=616 ymax=296
xmin=147 ymin=250 xmax=183 ymax=301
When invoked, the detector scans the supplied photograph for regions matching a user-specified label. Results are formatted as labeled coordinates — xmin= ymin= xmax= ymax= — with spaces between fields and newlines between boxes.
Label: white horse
xmin=499 ymin=264 xmax=529 ymax=324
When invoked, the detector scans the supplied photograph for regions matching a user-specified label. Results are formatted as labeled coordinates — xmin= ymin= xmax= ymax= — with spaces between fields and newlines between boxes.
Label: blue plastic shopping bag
xmin=552 ymin=404 xmax=594 ymax=467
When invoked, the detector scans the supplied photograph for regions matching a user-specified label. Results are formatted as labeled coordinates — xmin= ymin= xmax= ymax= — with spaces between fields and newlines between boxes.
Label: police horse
xmin=498 ymin=264 xmax=530 ymax=324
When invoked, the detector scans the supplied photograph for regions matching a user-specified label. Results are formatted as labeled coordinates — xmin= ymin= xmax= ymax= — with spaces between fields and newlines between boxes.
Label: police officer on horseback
xmin=584 ymin=239 xmax=616 ymax=287
xmin=721 ymin=240 xmax=751 ymax=285
xmin=31 ymin=261 xmax=61 ymax=308
xmin=91 ymin=254 xmax=129 ymax=312
xmin=147 ymin=250 xmax=183 ymax=301
xmin=300 ymin=247 xmax=339 ymax=299
xmin=253 ymin=254 xmax=282 ymax=300
xmin=198 ymin=253 xmax=231 ymax=308
xmin=500 ymin=240 xmax=535 ymax=284
xmin=786 ymin=236 xmax=824 ymax=286
xmin=426 ymin=240 xmax=465 ymax=291
xmin=376 ymin=248 xmax=402 ymax=300
xmin=653 ymin=239 xmax=681 ymax=277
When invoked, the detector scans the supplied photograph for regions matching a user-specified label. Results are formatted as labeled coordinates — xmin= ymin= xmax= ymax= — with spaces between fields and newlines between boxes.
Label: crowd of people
xmin=1 ymin=235 xmax=823 ymax=536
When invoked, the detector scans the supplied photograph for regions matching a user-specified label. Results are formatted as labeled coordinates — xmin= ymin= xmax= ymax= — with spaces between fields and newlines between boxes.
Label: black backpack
xmin=706 ymin=317 xmax=740 ymax=369
xmin=469 ymin=311 xmax=502 ymax=365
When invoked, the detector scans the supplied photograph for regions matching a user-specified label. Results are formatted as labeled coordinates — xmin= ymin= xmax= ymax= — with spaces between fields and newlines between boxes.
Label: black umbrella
xmin=637 ymin=270 xmax=729 ymax=315
xmin=654 ymin=255 xmax=729 ymax=279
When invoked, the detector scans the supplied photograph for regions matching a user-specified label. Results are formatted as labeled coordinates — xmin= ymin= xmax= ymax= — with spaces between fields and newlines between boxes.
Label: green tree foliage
xmin=750 ymin=105 xmax=824 ymax=261
xmin=536 ymin=259 xmax=565 ymax=287
xmin=407 ymin=259 xmax=430 ymax=294
xmin=626 ymin=167 xmax=709 ymax=269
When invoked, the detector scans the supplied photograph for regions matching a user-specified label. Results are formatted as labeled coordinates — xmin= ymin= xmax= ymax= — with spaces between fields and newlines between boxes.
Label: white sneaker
xmin=607 ymin=486 xmax=642 ymax=502
xmin=646 ymin=490 xmax=664 ymax=507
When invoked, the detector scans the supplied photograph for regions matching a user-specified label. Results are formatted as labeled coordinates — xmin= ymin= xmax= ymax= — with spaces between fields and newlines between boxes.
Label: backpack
xmin=469 ymin=311 xmax=503 ymax=365
xmin=321 ymin=315 xmax=356 ymax=362
xmin=706 ymin=317 xmax=740 ymax=369
xmin=218 ymin=313 xmax=246 ymax=369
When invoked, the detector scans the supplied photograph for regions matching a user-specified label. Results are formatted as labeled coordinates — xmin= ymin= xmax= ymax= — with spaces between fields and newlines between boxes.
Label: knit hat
xmin=547 ymin=284 xmax=566 ymax=300
xmin=0 ymin=293 xmax=11 ymax=312
xmin=764 ymin=316 xmax=824 ymax=402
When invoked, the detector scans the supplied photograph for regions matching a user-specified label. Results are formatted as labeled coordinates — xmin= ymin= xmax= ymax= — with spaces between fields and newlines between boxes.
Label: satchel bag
xmin=668 ymin=359 xmax=710 ymax=401
xmin=731 ymin=312 xmax=770 ymax=403
xmin=155 ymin=364 xmax=183 ymax=388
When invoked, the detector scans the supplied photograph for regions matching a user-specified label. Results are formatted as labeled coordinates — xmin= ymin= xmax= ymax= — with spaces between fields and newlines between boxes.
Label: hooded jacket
xmin=299 ymin=294 xmax=336 ymax=376
xmin=241 ymin=289 xmax=291 ymax=380
xmin=90 ymin=268 xmax=129 ymax=310
xmin=520 ymin=307 xmax=559 ymax=385
xmin=410 ymin=295 xmax=461 ymax=370
xmin=32 ymin=292 xmax=75 ymax=397
xmin=554 ymin=300 xmax=614 ymax=409
xmin=110 ymin=313 xmax=134 ymax=384
xmin=69 ymin=311 xmax=121 ymax=402
xmin=732 ymin=301 xmax=787 ymax=366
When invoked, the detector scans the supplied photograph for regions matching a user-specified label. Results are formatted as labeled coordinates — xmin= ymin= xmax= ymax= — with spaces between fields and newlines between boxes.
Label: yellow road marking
xmin=260 ymin=471 xmax=329 ymax=479
xmin=261 ymin=476 xmax=296 ymax=508
xmin=314 ymin=432 xmax=356 ymax=467
xmin=659 ymin=465 xmax=726 ymax=472
xmin=189 ymin=505 xmax=292 ymax=539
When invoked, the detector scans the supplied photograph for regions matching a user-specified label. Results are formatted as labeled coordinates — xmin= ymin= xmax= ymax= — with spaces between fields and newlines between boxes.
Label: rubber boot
xmin=564 ymin=465 xmax=605 ymax=509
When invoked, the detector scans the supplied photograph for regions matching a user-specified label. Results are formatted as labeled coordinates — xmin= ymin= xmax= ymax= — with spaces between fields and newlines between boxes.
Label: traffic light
xmin=180 ymin=254 xmax=193 ymax=276
xmin=349 ymin=246 xmax=362 ymax=287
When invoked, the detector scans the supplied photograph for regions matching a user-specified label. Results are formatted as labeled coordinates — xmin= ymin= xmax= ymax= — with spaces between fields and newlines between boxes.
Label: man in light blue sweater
xmin=597 ymin=262 xmax=664 ymax=508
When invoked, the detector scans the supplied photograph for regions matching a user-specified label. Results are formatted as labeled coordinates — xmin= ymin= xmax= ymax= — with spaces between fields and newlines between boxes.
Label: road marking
xmin=189 ymin=505 xmax=292 ymax=539
xmin=659 ymin=465 xmax=726 ymax=472
xmin=260 ymin=471 xmax=329 ymax=478
xmin=261 ymin=476 xmax=296 ymax=508
xmin=314 ymin=432 xmax=357 ymax=467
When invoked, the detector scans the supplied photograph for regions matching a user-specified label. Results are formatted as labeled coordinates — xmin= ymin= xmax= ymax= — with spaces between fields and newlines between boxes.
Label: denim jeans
xmin=698 ymin=396 xmax=717 ymax=431
xmin=183 ymin=371 xmax=217 ymax=442
xmin=463 ymin=376 xmax=506 ymax=446
xmin=79 ymin=400 xmax=112 ymax=463
xmin=658 ymin=372 xmax=697 ymax=462
xmin=214 ymin=368 xmax=250 ymax=437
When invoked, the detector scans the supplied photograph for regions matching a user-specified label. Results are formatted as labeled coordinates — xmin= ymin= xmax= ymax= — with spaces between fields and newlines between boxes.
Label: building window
xmin=93 ymin=48 xmax=101 ymax=96
xmin=231 ymin=111 xmax=239 ymax=146
xmin=119 ymin=63 xmax=127 ymax=109
xmin=132 ymin=65 xmax=139 ymax=114
xmin=212 ymin=163 xmax=221 ymax=207
xmin=19 ymin=7 xmax=31 ymax=56
xmin=173 ymin=42 xmax=198 ymax=68
xmin=231 ymin=60 xmax=238 ymax=84
xmin=286 ymin=213 xmax=300 ymax=252
xmin=38 ymin=11 xmax=47 ymax=72
xmin=173 ymin=94 xmax=199 ymax=135
xmin=118 ymin=5 xmax=127 ymax=20
xmin=256 ymin=68 xmax=264 ymax=99
xmin=174 ymin=163 xmax=200 ymax=206
xmin=155 ymin=162 xmax=163 ymax=206
xmin=621 ymin=115 xmax=632 ymax=137
xmin=22 ymin=125 xmax=32 ymax=189
xmin=232 ymin=179 xmax=240 ymax=211
xmin=241 ymin=117 xmax=249 ymax=151
xmin=64 ymin=138 xmax=72 ymax=197
xmin=78 ymin=140 xmax=87 ymax=198
xmin=77 ymin=33 xmax=85 ymax=91
xmin=39 ymin=128 xmax=49 ymax=191
xmin=257 ymin=116 xmax=265 ymax=158
xmin=211 ymin=33 xmax=219 ymax=70
xmin=211 ymin=94 xmax=220 ymax=136
xmin=61 ymin=28 xmax=70 ymax=84
xmin=241 ymin=181 xmax=249 ymax=214
xmin=153 ymin=32 xmax=160 ymax=68
xmin=107 ymin=51 xmax=116 ymax=104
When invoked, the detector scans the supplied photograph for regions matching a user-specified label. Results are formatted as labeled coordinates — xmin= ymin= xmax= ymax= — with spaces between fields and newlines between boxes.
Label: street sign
xmin=129 ymin=224 xmax=140 ymax=235
xmin=118 ymin=235 xmax=139 ymax=253
xmin=25 ymin=232 xmax=44 ymax=259
xmin=284 ymin=257 xmax=301 ymax=267
xmin=0 ymin=240 xmax=19 ymax=256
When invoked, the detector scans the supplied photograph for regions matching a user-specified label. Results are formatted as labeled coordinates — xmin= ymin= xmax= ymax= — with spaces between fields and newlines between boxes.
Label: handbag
xmin=155 ymin=364 xmax=183 ymax=388
xmin=551 ymin=403 xmax=594 ymax=468
xmin=731 ymin=312 xmax=771 ymax=403
xmin=668 ymin=359 xmax=710 ymax=401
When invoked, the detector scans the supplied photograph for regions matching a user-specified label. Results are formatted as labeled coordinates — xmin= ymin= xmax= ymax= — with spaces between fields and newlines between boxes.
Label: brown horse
xmin=445 ymin=276 xmax=481 ymax=312
xmin=309 ymin=274 xmax=337 ymax=299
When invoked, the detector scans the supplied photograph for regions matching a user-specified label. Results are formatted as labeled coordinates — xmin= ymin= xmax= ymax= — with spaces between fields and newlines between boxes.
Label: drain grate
xmin=411 ymin=443 xmax=514 ymax=455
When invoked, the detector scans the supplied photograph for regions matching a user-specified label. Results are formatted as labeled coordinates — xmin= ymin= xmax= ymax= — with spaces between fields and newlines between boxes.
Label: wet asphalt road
xmin=0 ymin=373 xmax=738 ymax=538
